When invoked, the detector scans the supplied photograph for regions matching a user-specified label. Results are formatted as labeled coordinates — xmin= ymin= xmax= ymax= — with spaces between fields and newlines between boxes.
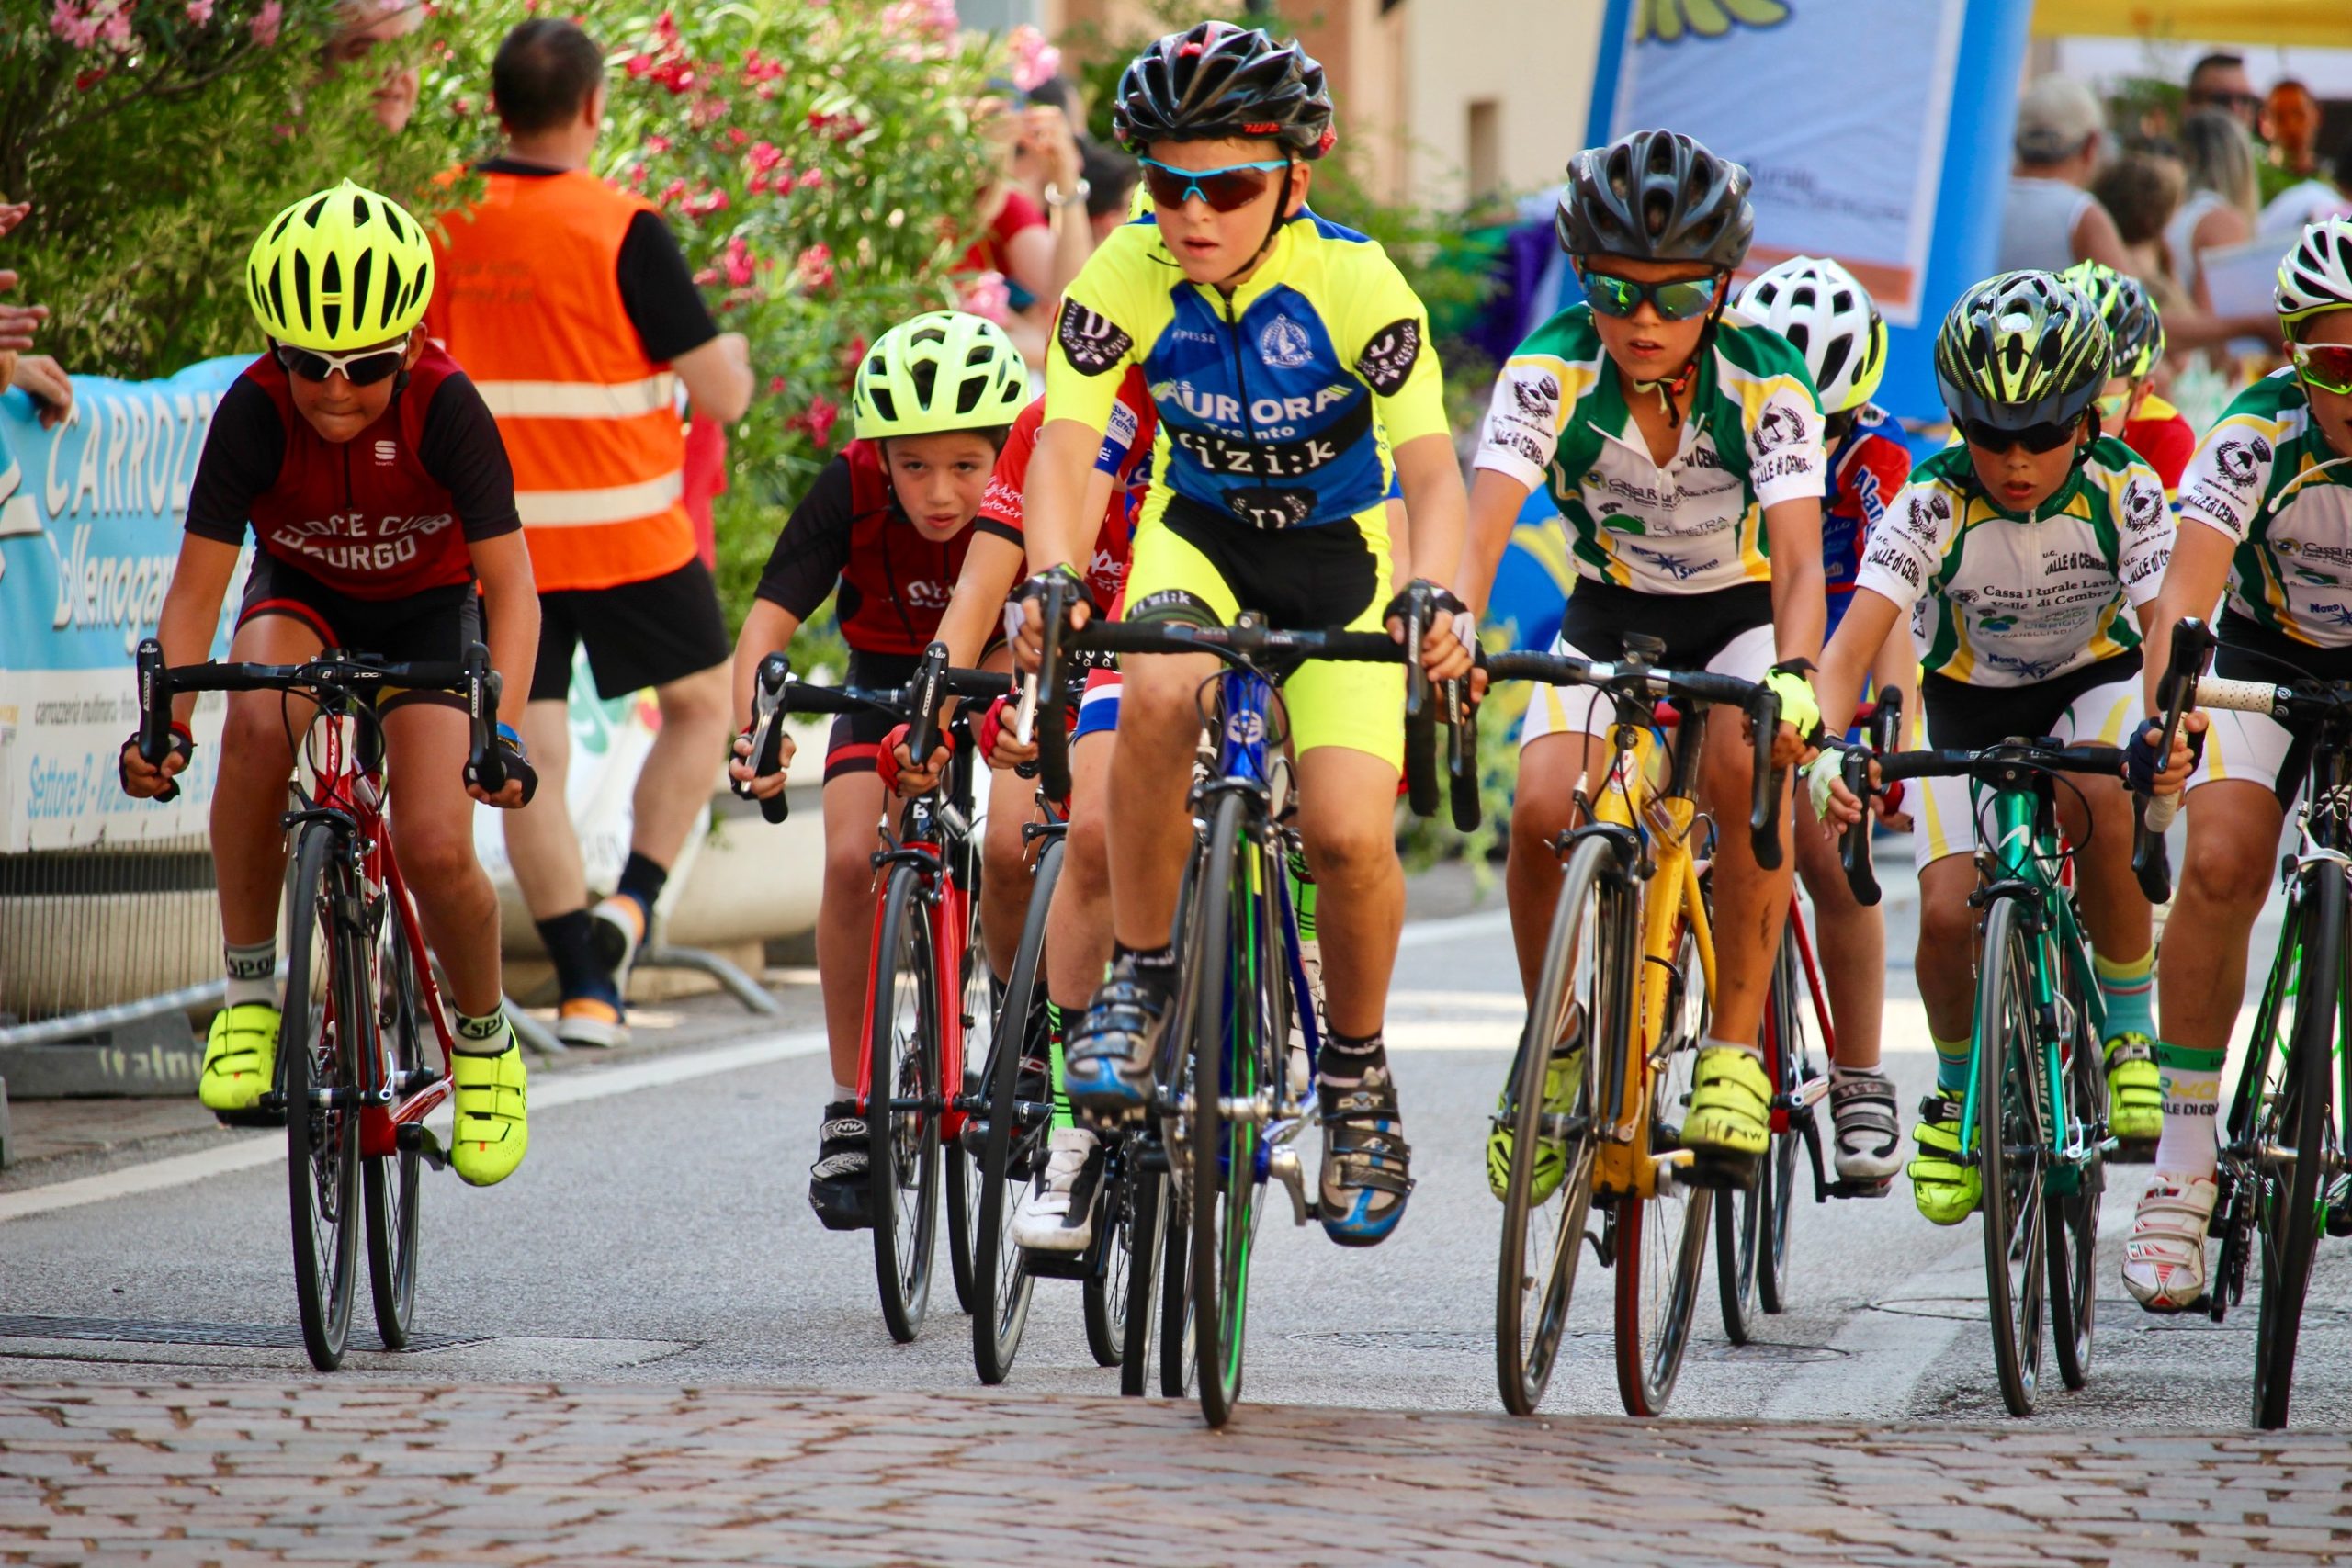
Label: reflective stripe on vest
xmin=426 ymin=168 xmax=695 ymax=592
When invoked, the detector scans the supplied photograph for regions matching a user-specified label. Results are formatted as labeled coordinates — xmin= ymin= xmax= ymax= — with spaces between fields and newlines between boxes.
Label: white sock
xmin=2151 ymin=1043 xmax=2224 ymax=1179
xmin=223 ymin=940 xmax=277 ymax=1009
xmin=832 ymin=1082 xmax=857 ymax=1103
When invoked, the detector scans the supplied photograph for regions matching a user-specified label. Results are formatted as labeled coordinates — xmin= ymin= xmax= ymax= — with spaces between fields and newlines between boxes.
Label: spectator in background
xmin=1997 ymin=75 xmax=2134 ymax=276
xmin=428 ymin=18 xmax=753 ymax=1047
xmin=2184 ymin=51 xmax=2261 ymax=131
xmin=324 ymin=0 xmax=424 ymax=134
xmin=2091 ymin=149 xmax=2186 ymax=299
xmin=964 ymin=88 xmax=1096 ymax=365
xmin=2262 ymin=114 xmax=2352 ymax=237
xmin=1080 ymin=141 xmax=1139 ymax=244
xmin=0 ymin=201 xmax=72 ymax=431
xmin=2165 ymin=108 xmax=2260 ymax=313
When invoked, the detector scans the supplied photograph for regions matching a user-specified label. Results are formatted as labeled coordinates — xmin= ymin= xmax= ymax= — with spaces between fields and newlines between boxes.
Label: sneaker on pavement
xmin=1012 ymin=1127 xmax=1104 ymax=1252
xmin=2123 ymin=1173 xmax=2220 ymax=1312
xmin=555 ymin=986 xmax=628 ymax=1049
xmin=2104 ymin=1032 xmax=2163 ymax=1143
xmin=449 ymin=1033 xmax=529 ymax=1187
xmin=590 ymin=892 xmax=650 ymax=998
xmin=1907 ymin=1092 xmax=1981 ymax=1224
xmin=198 ymin=1002 xmax=281 ymax=1115
xmin=1829 ymin=1066 xmax=1903 ymax=1184
xmin=808 ymin=1100 xmax=871 ymax=1231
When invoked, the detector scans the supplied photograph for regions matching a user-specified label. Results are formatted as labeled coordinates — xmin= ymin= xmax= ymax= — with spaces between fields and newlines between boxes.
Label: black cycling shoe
xmin=1317 ymin=1066 xmax=1415 ymax=1247
xmin=807 ymin=1099 xmax=871 ymax=1232
xmin=1063 ymin=957 xmax=1173 ymax=1119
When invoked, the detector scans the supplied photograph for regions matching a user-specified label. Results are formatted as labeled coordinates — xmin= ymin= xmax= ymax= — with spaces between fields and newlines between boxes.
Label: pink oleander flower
xmin=1008 ymin=24 xmax=1059 ymax=92
xmin=767 ymin=375 xmax=786 ymax=396
xmin=186 ymin=0 xmax=215 ymax=21
xmin=960 ymin=270 xmax=1009 ymax=325
xmin=645 ymin=134 xmax=671 ymax=153
xmin=806 ymin=395 xmax=839 ymax=448
xmin=796 ymin=243 xmax=835 ymax=290
xmin=250 ymin=0 xmax=282 ymax=45
xmin=746 ymin=140 xmax=785 ymax=176
xmin=797 ymin=167 xmax=826 ymax=190
xmin=51 ymin=0 xmax=100 ymax=48
xmin=722 ymin=236 xmax=755 ymax=288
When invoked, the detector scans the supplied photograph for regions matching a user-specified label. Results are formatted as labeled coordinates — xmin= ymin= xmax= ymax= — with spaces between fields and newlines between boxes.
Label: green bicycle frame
xmin=1955 ymin=782 xmax=2109 ymax=1194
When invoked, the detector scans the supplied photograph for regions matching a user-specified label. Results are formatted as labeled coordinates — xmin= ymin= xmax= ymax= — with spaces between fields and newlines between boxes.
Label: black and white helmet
xmin=1557 ymin=129 xmax=1753 ymax=270
xmin=1736 ymin=256 xmax=1888 ymax=413
xmin=2277 ymin=216 xmax=2352 ymax=333
xmin=1113 ymin=21 xmax=1336 ymax=161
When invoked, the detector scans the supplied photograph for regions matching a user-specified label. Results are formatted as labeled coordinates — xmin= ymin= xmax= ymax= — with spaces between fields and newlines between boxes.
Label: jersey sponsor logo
xmin=1868 ymin=547 xmax=1923 ymax=589
xmin=2125 ymin=547 xmax=2169 ymax=586
xmin=1752 ymin=404 xmax=1809 ymax=453
xmin=1498 ymin=430 xmax=1546 ymax=467
xmin=1057 ymin=300 xmax=1133 ymax=376
xmin=1849 ymin=463 xmax=1890 ymax=526
xmin=1103 ymin=399 xmax=1142 ymax=458
xmin=2183 ymin=485 xmax=2244 ymax=535
xmin=1977 ymin=649 xmax=2071 ymax=682
xmin=1159 ymin=379 xmax=1355 ymax=433
xmin=1623 ymin=543 xmax=1713 ymax=581
xmin=902 ymin=578 xmax=952 ymax=612
xmin=1753 ymin=450 xmax=1817 ymax=487
xmin=2041 ymin=550 xmax=2109 ymax=576
xmin=2272 ymin=537 xmax=2352 ymax=570
xmin=980 ymin=475 xmax=1023 ymax=523
xmin=2306 ymin=602 xmax=2352 ymax=629
xmin=2122 ymin=478 xmax=2165 ymax=534
xmin=1258 ymin=314 xmax=1315 ymax=369
xmin=2211 ymin=434 xmax=2274 ymax=486
xmin=1355 ymin=319 xmax=1421 ymax=394
xmin=1225 ymin=485 xmax=1317 ymax=530
xmin=374 ymin=439 xmax=398 ymax=465
xmin=1510 ymin=370 xmax=1561 ymax=424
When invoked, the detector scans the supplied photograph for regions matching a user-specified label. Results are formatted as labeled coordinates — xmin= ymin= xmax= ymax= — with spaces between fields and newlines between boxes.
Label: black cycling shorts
xmin=1558 ymin=579 xmax=1774 ymax=670
xmin=531 ymin=557 xmax=731 ymax=703
xmin=1920 ymin=650 xmax=2143 ymax=758
xmin=824 ymin=649 xmax=924 ymax=784
xmin=237 ymin=554 xmax=483 ymax=714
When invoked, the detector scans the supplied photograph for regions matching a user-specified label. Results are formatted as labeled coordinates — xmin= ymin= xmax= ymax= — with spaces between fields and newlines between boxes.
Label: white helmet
xmin=1735 ymin=255 xmax=1887 ymax=413
xmin=2277 ymin=216 xmax=2352 ymax=332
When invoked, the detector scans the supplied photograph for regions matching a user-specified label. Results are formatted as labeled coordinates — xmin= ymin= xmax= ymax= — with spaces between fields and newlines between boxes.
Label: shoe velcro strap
xmin=1327 ymin=1127 xmax=1414 ymax=1197
xmin=811 ymin=1150 xmax=869 ymax=1179
xmin=2105 ymin=1035 xmax=2155 ymax=1066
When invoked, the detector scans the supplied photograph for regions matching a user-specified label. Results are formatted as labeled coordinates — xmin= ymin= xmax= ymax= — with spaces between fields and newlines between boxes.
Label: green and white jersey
xmin=1472 ymin=303 xmax=1826 ymax=596
xmin=1856 ymin=440 xmax=2171 ymax=687
xmin=2177 ymin=369 xmax=2352 ymax=647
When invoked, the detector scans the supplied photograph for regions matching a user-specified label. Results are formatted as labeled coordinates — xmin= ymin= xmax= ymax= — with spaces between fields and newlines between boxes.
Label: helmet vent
xmin=350 ymin=189 xmax=370 ymax=228
xmin=291 ymin=251 xmax=312 ymax=330
xmin=303 ymin=195 xmax=331 ymax=227
xmin=1815 ymin=333 xmax=1850 ymax=391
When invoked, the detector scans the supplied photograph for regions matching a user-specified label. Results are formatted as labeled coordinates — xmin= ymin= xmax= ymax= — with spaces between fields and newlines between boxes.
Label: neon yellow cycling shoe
xmin=198 ymin=1003 xmax=281 ymax=1114
xmin=1486 ymin=1036 xmax=1584 ymax=1202
xmin=2104 ymin=1033 xmax=2163 ymax=1143
xmin=1679 ymin=1046 xmax=1770 ymax=1179
xmin=449 ymin=1034 xmax=528 ymax=1188
xmin=1908 ymin=1093 xmax=1981 ymax=1225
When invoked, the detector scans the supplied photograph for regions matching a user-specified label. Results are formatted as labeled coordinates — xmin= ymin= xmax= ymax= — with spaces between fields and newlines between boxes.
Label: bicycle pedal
xmin=1825 ymin=1177 xmax=1892 ymax=1201
xmin=1678 ymin=1152 xmax=1759 ymax=1192
xmin=402 ymin=1125 xmax=449 ymax=1172
xmin=213 ymin=1105 xmax=288 ymax=1131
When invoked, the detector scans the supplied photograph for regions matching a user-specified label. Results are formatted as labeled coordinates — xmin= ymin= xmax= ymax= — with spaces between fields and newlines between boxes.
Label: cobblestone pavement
xmin=3 ymin=1380 xmax=2350 ymax=1568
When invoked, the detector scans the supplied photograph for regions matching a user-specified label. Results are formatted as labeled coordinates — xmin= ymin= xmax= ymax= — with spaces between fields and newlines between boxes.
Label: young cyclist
xmin=1812 ymin=270 xmax=2175 ymax=1224
xmin=2120 ymin=217 xmax=2352 ymax=1310
xmin=1012 ymin=20 xmax=1473 ymax=1247
xmin=1732 ymin=254 xmax=1917 ymax=1188
xmin=1457 ymin=128 xmax=1826 ymax=1190
xmin=119 ymin=182 xmax=541 ymax=1187
xmin=2061 ymin=260 xmax=2197 ymax=496
xmin=725 ymin=310 xmax=1027 ymax=1230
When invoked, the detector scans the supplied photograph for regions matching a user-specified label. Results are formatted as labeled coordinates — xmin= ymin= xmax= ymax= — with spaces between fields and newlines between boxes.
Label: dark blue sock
xmin=617 ymin=851 xmax=668 ymax=915
xmin=536 ymin=909 xmax=608 ymax=999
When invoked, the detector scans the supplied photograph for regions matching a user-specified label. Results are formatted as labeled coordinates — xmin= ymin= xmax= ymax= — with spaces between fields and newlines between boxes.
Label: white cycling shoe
xmin=1012 ymin=1127 xmax=1102 ymax=1253
xmin=2122 ymin=1174 xmax=2220 ymax=1312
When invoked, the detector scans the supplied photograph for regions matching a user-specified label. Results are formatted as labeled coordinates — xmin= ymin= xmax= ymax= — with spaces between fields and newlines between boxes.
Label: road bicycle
xmin=2139 ymin=618 xmax=2351 ymax=1428
xmin=1839 ymin=725 xmax=2118 ymax=1416
xmin=1480 ymin=638 xmax=1785 ymax=1418
xmin=741 ymin=645 xmax=1010 ymax=1342
xmin=1030 ymin=586 xmax=1464 ymax=1426
xmin=133 ymin=637 xmax=510 ymax=1371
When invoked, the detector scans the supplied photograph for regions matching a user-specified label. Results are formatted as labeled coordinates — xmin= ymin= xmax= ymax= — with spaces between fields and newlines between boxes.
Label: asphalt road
xmin=1 ymin=866 xmax=2345 ymax=1435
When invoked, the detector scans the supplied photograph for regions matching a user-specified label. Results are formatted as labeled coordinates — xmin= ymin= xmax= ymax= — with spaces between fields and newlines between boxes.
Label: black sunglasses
xmin=1960 ymin=415 xmax=2082 ymax=455
xmin=274 ymin=343 xmax=407 ymax=388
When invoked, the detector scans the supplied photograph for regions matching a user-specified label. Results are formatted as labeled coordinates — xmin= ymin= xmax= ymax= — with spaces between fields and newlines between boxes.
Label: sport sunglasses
xmin=2291 ymin=340 xmax=2352 ymax=397
xmin=1578 ymin=266 xmax=1722 ymax=321
xmin=1959 ymin=415 xmax=2082 ymax=455
xmin=274 ymin=342 xmax=407 ymax=387
xmin=1137 ymin=156 xmax=1291 ymax=213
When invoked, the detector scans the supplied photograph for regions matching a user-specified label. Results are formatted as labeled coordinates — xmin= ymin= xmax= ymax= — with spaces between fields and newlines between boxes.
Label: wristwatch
xmin=1044 ymin=177 xmax=1091 ymax=210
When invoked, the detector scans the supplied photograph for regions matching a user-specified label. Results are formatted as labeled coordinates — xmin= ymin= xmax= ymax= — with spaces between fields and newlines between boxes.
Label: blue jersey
xmin=1821 ymin=401 xmax=1914 ymax=636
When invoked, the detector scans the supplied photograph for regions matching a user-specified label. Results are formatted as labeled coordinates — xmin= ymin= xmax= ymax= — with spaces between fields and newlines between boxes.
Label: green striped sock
xmin=1287 ymin=849 xmax=1317 ymax=942
xmin=1045 ymin=1000 xmax=1073 ymax=1132
xmin=2092 ymin=946 xmax=2155 ymax=1043
xmin=1932 ymin=1032 xmax=1972 ymax=1095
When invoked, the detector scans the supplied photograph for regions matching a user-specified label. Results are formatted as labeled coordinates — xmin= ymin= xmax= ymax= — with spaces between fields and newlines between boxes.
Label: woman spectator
xmin=961 ymin=90 xmax=1096 ymax=367
xmin=2165 ymin=108 xmax=2259 ymax=313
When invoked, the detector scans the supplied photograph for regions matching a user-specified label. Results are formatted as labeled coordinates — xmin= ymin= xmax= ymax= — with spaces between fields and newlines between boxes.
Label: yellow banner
xmin=2032 ymin=1 xmax=2352 ymax=48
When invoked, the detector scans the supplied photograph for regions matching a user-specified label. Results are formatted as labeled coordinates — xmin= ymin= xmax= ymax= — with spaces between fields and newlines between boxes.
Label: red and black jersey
xmin=974 ymin=372 xmax=1156 ymax=609
xmin=184 ymin=344 xmax=520 ymax=601
xmin=752 ymin=439 xmax=971 ymax=656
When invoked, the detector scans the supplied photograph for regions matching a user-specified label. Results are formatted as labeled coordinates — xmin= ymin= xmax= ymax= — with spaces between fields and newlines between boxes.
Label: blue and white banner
xmin=0 ymin=358 xmax=251 ymax=850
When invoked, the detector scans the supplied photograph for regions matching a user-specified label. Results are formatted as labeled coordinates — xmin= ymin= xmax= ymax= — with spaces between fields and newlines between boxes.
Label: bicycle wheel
xmin=972 ymin=840 xmax=1057 ymax=1382
xmin=868 ymin=863 xmax=943 ymax=1344
xmin=1720 ymin=926 xmax=1803 ymax=1339
xmin=283 ymin=824 xmax=363 ymax=1372
xmin=1116 ymin=1151 xmax=1168 ymax=1392
xmin=1159 ymin=1179 xmax=1196 ymax=1397
xmin=1977 ymin=895 xmax=2049 ymax=1417
xmin=1615 ymin=914 xmax=1713 ymax=1417
xmin=2047 ymin=940 xmax=2106 ymax=1392
xmin=1084 ymin=1137 xmax=1142 ymax=1368
xmin=363 ymin=916 xmax=424 ymax=1350
xmin=2253 ymin=862 xmax=2341 ymax=1429
xmin=945 ymin=865 xmax=995 ymax=1320
xmin=1190 ymin=791 xmax=1272 ymax=1427
xmin=1495 ymin=834 xmax=1620 ymax=1415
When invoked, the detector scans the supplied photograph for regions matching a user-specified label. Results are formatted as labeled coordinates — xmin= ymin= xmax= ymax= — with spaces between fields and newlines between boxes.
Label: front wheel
xmin=284 ymin=825 xmax=363 ymax=1372
xmin=2253 ymin=862 xmax=2342 ymax=1429
xmin=363 ymin=913 xmax=424 ymax=1350
xmin=868 ymin=865 xmax=943 ymax=1344
xmin=972 ymin=840 xmax=1057 ymax=1383
xmin=2046 ymin=939 xmax=2106 ymax=1392
xmin=1614 ymin=915 xmax=1712 ymax=1417
xmin=1977 ymin=896 xmax=2048 ymax=1417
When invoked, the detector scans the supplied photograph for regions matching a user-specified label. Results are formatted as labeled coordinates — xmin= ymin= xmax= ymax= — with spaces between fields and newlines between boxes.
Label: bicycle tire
xmin=1159 ymin=1176 xmax=1196 ymax=1397
xmin=1756 ymin=928 xmax=1803 ymax=1314
xmin=972 ymin=839 xmax=1057 ymax=1382
xmin=1977 ymin=896 xmax=2048 ymax=1417
xmin=2254 ymin=861 xmax=2341 ymax=1429
xmin=1084 ymin=1138 xmax=1140 ymax=1368
xmin=1614 ymin=916 xmax=1713 ymax=1417
xmin=283 ymin=824 xmax=362 ymax=1372
xmin=1719 ymin=927 xmax=1802 ymax=1339
xmin=363 ymin=917 xmax=424 ymax=1350
xmin=1495 ymin=833 xmax=1618 ymax=1415
xmin=868 ymin=863 xmax=943 ymax=1344
xmin=1191 ymin=791 xmax=1268 ymax=1427
xmin=1116 ymin=1154 xmax=1168 ymax=1393
xmin=945 ymin=857 xmax=994 ymax=1321
xmin=2046 ymin=939 xmax=2106 ymax=1392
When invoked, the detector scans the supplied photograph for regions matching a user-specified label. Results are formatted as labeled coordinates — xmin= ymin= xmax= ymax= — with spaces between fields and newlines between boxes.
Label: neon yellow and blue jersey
xmin=1046 ymin=209 xmax=1448 ymax=531
xmin=1471 ymin=303 xmax=1826 ymax=595
xmin=1855 ymin=439 xmax=2171 ymax=687
xmin=2177 ymin=368 xmax=2352 ymax=648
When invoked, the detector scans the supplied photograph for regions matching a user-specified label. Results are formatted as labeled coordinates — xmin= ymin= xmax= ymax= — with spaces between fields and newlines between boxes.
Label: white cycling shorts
xmin=1913 ymin=673 xmax=2141 ymax=869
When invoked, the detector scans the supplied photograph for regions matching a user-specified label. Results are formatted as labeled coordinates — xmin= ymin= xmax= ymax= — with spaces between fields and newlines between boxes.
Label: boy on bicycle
xmin=2062 ymin=261 xmax=2196 ymax=496
xmin=119 ymin=183 xmax=541 ymax=1188
xmin=1012 ymin=20 xmax=1472 ymax=1247
xmin=2120 ymin=217 xmax=2352 ymax=1310
xmin=1456 ymin=129 xmax=1825 ymax=1190
xmin=725 ymin=310 xmax=1027 ymax=1231
xmin=1813 ymin=270 xmax=2174 ymax=1223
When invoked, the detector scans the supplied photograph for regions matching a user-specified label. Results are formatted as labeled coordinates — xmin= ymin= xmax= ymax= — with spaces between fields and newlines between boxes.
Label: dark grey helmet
xmin=1557 ymin=129 xmax=1754 ymax=269
xmin=1113 ymin=21 xmax=1336 ymax=160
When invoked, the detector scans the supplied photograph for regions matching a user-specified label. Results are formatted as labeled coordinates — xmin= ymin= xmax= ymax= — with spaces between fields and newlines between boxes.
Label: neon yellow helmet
xmin=247 ymin=180 xmax=435 ymax=353
xmin=852 ymin=310 xmax=1027 ymax=441
xmin=2060 ymin=260 xmax=2165 ymax=382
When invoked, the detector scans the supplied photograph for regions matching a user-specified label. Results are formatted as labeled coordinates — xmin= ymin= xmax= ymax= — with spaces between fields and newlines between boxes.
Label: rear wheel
xmin=972 ymin=839 xmax=1058 ymax=1382
xmin=945 ymin=846 xmax=992 ymax=1318
xmin=2047 ymin=941 xmax=2105 ymax=1392
xmin=1614 ymin=916 xmax=1712 ymax=1417
xmin=363 ymin=910 xmax=424 ymax=1350
xmin=1495 ymin=834 xmax=1618 ymax=1416
xmin=1719 ymin=926 xmax=1803 ymax=1340
xmin=868 ymin=864 xmax=942 ymax=1344
xmin=1977 ymin=897 xmax=2048 ymax=1417
xmin=284 ymin=825 xmax=362 ymax=1372
xmin=1115 ymin=1149 xmax=1168 ymax=1393
xmin=1190 ymin=793 xmax=1270 ymax=1428
xmin=2253 ymin=863 xmax=2341 ymax=1429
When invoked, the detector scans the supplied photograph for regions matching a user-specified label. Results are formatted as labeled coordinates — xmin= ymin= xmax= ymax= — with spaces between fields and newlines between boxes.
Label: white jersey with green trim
xmin=1471 ymin=303 xmax=1826 ymax=596
xmin=2177 ymin=369 xmax=2352 ymax=648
